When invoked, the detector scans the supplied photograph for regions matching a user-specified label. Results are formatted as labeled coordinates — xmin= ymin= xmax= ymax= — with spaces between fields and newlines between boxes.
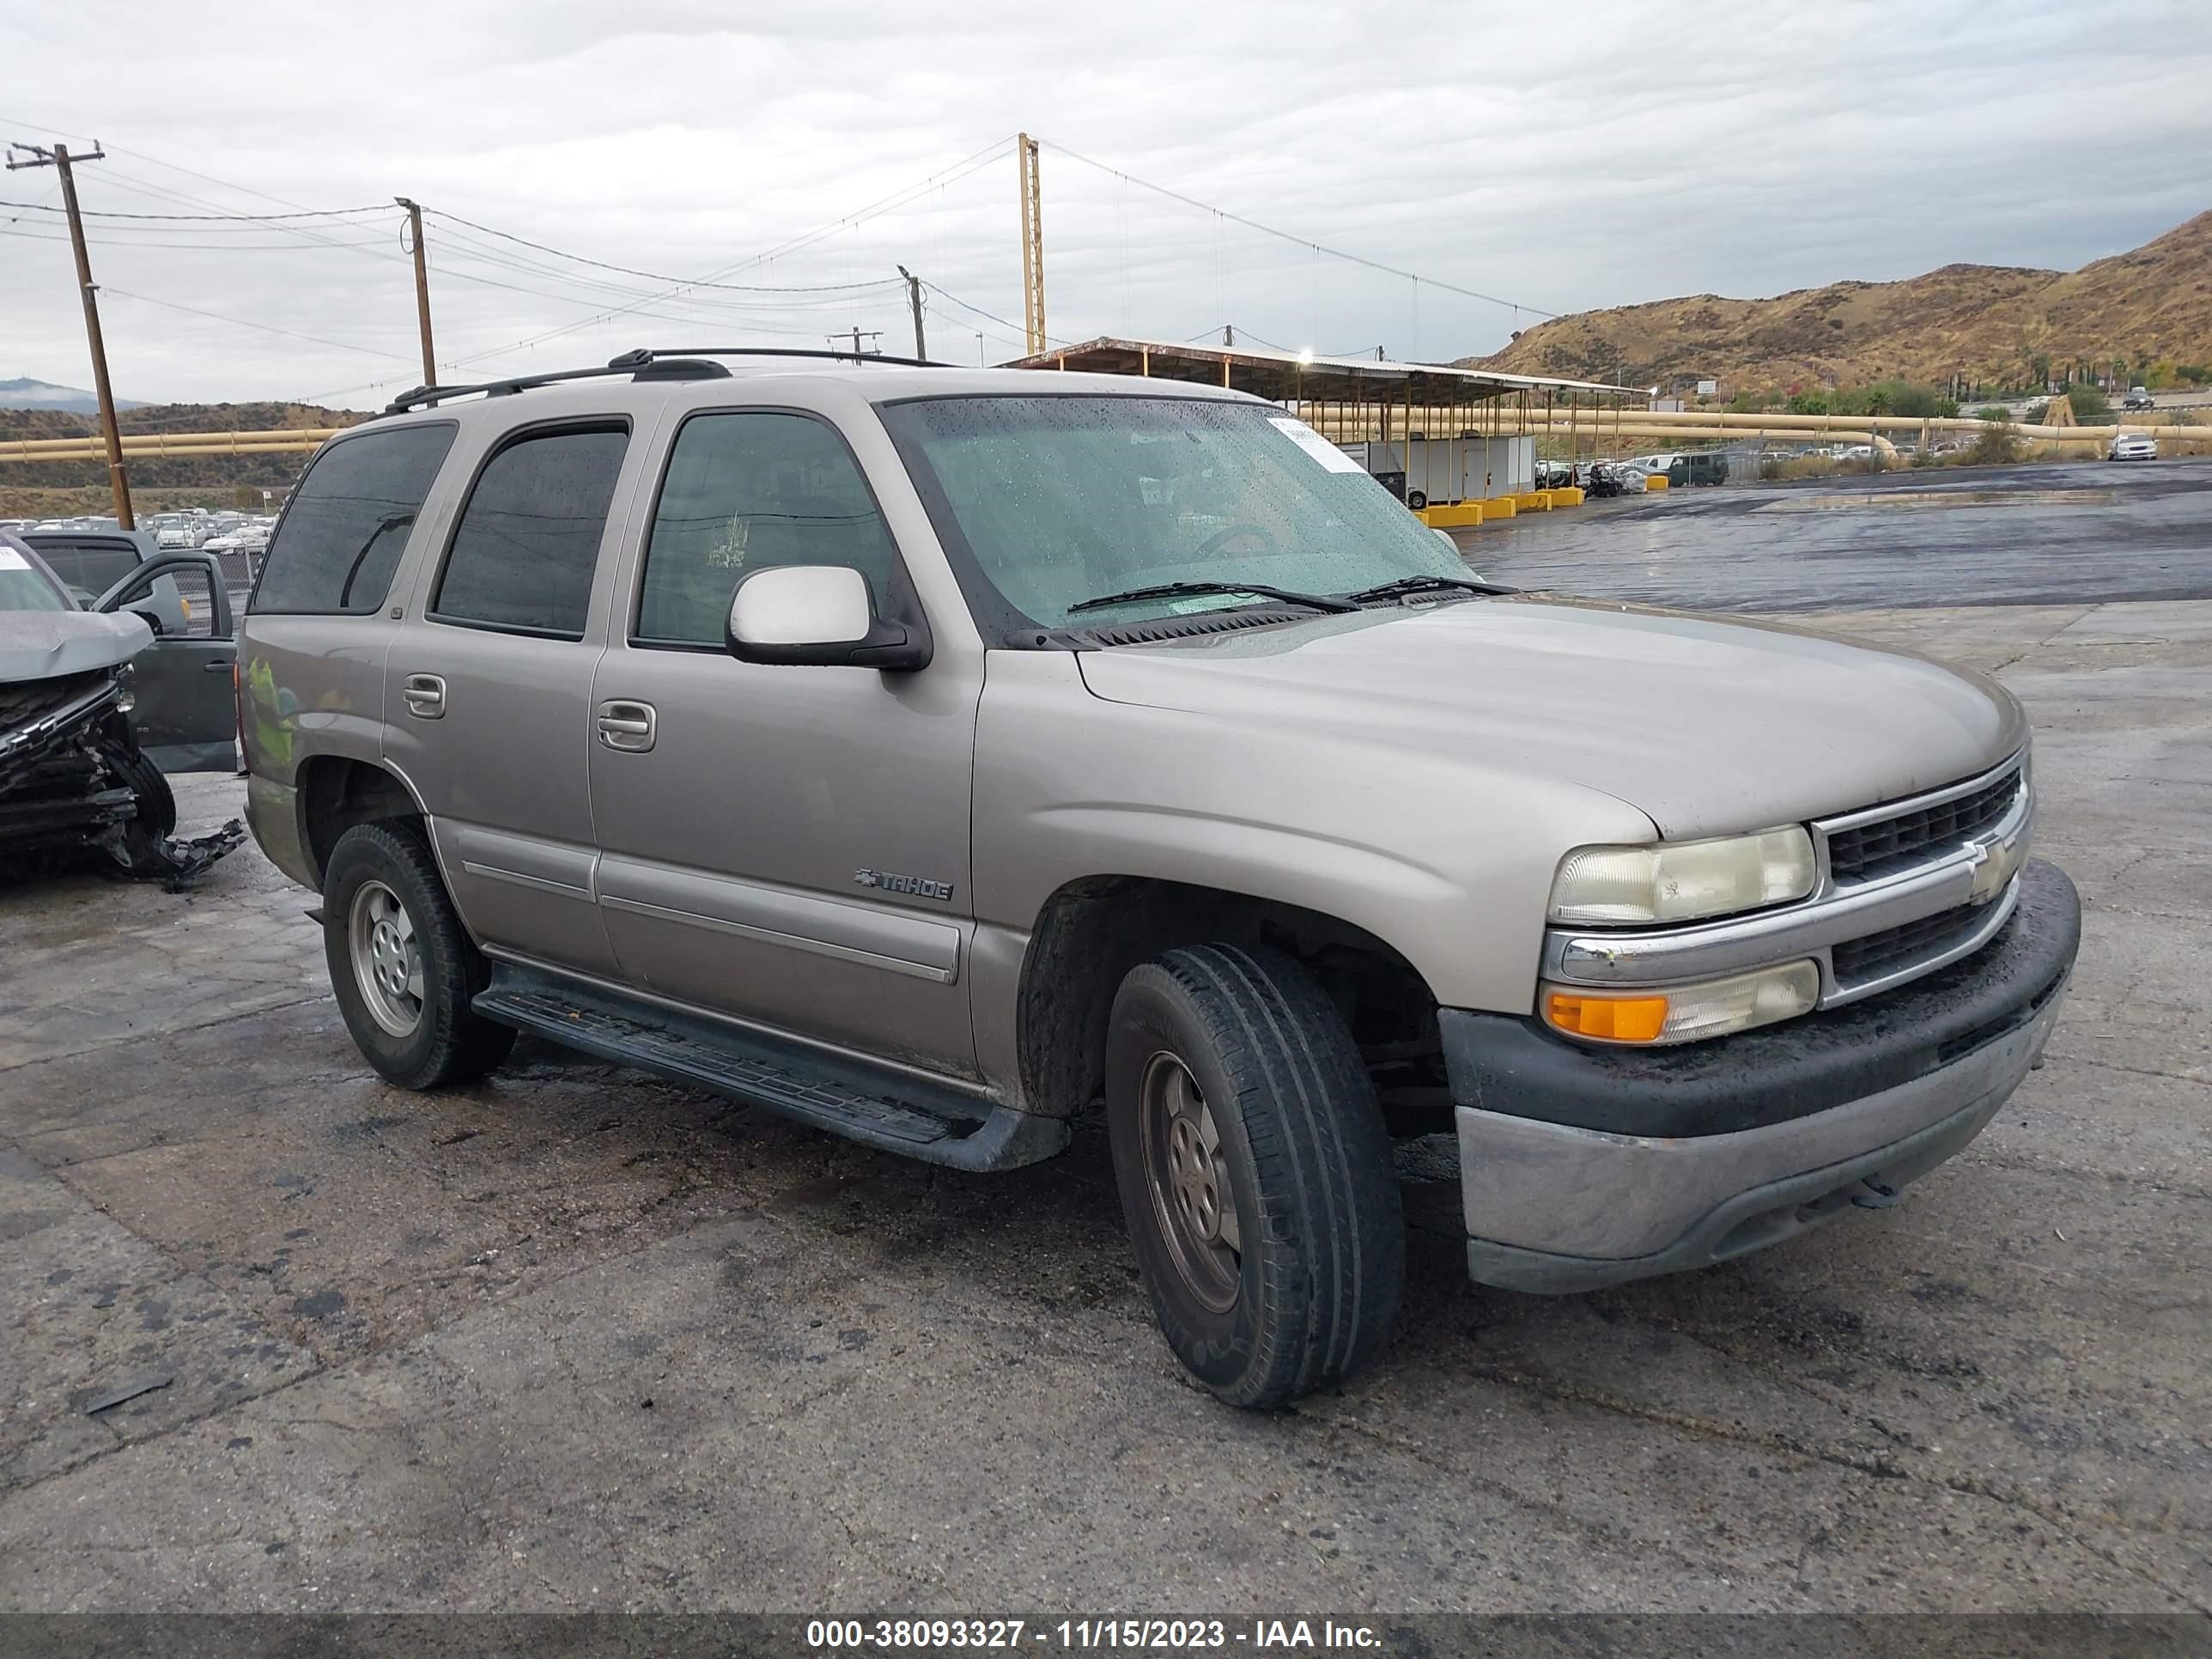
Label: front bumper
xmin=1444 ymin=858 xmax=2079 ymax=1293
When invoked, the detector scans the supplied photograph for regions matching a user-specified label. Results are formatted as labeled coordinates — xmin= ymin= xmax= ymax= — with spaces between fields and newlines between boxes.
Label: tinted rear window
xmin=29 ymin=538 xmax=139 ymax=597
xmin=432 ymin=425 xmax=628 ymax=638
xmin=253 ymin=422 xmax=456 ymax=615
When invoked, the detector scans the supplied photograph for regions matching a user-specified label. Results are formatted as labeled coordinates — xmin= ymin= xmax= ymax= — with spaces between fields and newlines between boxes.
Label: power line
xmin=0 ymin=225 xmax=391 ymax=252
xmin=101 ymin=288 xmax=421 ymax=362
xmin=1037 ymin=137 xmax=1558 ymax=321
xmin=0 ymin=197 xmax=390 ymax=222
xmin=444 ymin=137 xmax=1017 ymax=374
xmin=422 ymin=209 xmax=911 ymax=295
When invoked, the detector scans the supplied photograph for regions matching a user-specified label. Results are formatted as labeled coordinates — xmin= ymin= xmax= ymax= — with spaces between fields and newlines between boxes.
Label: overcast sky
xmin=3 ymin=0 xmax=2207 ymax=409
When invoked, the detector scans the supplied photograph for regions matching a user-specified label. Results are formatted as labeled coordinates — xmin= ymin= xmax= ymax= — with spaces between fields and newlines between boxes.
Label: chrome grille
xmin=1826 ymin=769 xmax=2023 ymax=884
xmin=1831 ymin=903 xmax=1990 ymax=984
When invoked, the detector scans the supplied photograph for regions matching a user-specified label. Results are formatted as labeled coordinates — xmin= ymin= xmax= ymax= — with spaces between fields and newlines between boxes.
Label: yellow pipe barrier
xmin=0 ymin=438 xmax=326 ymax=464
xmin=2 ymin=426 xmax=342 ymax=456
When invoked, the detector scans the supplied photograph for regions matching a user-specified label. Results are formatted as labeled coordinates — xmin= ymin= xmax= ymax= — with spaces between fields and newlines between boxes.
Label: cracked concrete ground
xmin=0 ymin=591 xmax=2206 ymax=1616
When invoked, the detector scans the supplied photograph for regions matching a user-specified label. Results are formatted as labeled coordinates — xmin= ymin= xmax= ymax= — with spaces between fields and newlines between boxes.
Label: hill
xmin=0 ymin=376 xmax=147 ymax=413
xmin=1463 ymin=210 xmax=2212 ymax=396
xmin=0 ymin=401 xmax=367 ymax=516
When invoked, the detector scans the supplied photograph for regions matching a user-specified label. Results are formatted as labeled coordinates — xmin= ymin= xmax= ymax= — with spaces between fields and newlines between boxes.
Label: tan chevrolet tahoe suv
xmin=240 ymin=349 xmax=2078 ymax=1407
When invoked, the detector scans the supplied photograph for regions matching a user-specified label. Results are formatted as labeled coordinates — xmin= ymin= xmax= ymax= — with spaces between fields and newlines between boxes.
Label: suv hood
xmin=0 ymin=609 xmax=153 ymax=684
xmin=1075 ymin=595 xmax=2027 ymax=838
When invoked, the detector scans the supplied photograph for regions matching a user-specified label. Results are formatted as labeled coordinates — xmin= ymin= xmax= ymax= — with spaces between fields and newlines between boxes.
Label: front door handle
xmin=401 ymin=673 xmax=446 ymax=719
xmin=596 ymin=699 xmax=656 ymax=752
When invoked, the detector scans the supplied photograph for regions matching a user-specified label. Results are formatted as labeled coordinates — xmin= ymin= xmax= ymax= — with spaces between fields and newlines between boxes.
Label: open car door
xmin=94 ymin=551 xmax=239 ymax=772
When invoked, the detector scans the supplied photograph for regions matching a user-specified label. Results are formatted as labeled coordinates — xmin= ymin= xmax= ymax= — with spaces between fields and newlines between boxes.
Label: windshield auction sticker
xmin=1267 ymin=416 xmax=1365 ymax=473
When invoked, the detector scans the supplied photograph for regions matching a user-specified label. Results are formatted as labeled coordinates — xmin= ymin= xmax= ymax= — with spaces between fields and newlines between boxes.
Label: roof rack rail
xmin=382 ymin=345 xmax=950 ymax=414
xmin=383 ymin=356 xmax=730 ymax=414
xmin=609 ymin=346 xmax=951 ymax=370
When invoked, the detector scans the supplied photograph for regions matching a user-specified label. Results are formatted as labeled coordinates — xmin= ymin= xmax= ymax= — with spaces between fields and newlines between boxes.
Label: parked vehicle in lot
xmin=240 ymin=350 xmax=2079 ymax=1407
xmin=15 ymin=529 xmax=240 ymax=773
xmin=204 ymin=520 xmax=271 ymax=554
xmin=1 ymin=532 xmax=245 ymax=878
xmin=2110 ymin=432 xmax=2159 ymax=461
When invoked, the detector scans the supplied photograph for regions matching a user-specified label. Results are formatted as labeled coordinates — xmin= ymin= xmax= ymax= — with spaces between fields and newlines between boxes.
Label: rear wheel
xmin=323 ymin=821 xmax=514 ymax=1089
xmin=1106 ymin=944 xmax=1403 ymax=1408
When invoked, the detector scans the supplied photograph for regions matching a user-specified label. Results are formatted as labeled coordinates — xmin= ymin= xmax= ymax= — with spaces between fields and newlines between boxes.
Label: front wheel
xmin=323 ymin=821 xmax=515 ymax=1090
xmin=1106 ymin=945 xmax=1403 ymax=1408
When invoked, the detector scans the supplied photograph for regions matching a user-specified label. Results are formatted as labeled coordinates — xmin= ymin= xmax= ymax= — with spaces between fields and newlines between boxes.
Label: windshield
xmin=881 ymin=395 xmax=1469 ymax=629
xmin=0 ymin=540 xmax=74 ymax=612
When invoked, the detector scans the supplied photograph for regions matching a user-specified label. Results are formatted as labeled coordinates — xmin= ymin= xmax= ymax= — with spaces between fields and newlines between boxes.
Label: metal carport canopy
xmin=1006 ymin=335 xmax=1648 ymax=403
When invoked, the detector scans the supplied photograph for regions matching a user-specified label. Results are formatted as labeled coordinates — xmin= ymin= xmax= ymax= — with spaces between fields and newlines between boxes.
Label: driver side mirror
xmin=726 ymin=565 xmax=930 ymax=672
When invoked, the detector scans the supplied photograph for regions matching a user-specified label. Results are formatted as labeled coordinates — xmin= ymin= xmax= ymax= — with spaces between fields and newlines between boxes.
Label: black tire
xmin=1105 ymin=944 xmax=1403 ymax=1408
xmin=322 ymin=821 xmax=514 ymax=1090
xmin=1406 ymin=489 xmax=1428 ymax=510
xmin=106 ymin=746 xmax=177 ymax=872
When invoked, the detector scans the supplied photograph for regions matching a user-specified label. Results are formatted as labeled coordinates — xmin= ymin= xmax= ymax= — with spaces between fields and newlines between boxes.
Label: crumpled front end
xmin=0 ymin=665 xmax=243 ymax=886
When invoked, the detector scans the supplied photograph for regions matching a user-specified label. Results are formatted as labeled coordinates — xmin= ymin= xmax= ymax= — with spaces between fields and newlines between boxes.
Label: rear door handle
xmin=401 ymin=673 xmax=446 ymax=719
xmin=596 ymin=699 xmax=656 ymax=752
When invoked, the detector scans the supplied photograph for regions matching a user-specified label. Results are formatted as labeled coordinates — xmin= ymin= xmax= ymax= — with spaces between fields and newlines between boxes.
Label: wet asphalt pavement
xmin=1462 ymin=459 xmax=2212 ymax=613
xmin=2 ymin=467 xmax=2209 ymax=1625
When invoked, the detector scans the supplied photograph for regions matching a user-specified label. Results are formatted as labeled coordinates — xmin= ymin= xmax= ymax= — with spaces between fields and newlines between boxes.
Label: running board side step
xmin=473 ymin=965 xmax=1068 ymax=1172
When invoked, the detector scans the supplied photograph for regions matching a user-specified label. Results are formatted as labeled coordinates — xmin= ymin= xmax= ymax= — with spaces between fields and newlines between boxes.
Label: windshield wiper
xmin=1066 ymin=580 xmax=1358 ymax=617
xmin=1345 ymin=574 xmax=1520 ymax=605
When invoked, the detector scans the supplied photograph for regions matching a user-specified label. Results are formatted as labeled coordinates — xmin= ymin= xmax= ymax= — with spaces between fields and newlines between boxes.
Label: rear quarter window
xmin=252 ymin=422 xmax=457 ymax=615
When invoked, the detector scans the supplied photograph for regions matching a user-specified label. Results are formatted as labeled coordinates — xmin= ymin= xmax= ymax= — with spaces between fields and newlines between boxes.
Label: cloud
xmin=1 ymin=0 xmax=2204 ymax=404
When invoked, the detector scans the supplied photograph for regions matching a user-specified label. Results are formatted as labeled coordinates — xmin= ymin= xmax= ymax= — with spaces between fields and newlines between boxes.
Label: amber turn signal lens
xmin=1545 ymin=990 xmax=1669 ymax=1042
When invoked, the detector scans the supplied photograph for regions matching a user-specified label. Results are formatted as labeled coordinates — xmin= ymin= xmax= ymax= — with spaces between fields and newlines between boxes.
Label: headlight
xmin=1549 ymin=827 xmax=1816 ymax=926
xmin=1543 ymin=960 xmax=1820 ymax=1045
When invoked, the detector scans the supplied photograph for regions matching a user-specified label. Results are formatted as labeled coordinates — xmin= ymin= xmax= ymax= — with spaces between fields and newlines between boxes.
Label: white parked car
xmin=2109 ymin=433 xmax=2158 ymax=461
xmin=204 ymin=526 xmax=270 ymax=554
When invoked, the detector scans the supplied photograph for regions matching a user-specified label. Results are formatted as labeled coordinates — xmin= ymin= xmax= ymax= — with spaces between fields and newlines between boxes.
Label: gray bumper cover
xmin=1451 ymin=860 xmax=2078 ymax=1292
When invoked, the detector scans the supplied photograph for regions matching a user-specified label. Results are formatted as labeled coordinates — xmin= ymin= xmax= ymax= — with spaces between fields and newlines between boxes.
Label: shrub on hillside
xmin=1966 ymin=423 xmax=2022 ymax=465
xmin=2063 ymin=383 xmax=2113 ymax=423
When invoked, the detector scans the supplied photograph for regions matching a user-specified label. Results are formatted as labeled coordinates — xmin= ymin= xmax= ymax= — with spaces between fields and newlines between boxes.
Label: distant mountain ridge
xmin=1462 ymin=210 xmax=2212 ymax=393
xmin=0 ymin=376 xmax=147 ymax=412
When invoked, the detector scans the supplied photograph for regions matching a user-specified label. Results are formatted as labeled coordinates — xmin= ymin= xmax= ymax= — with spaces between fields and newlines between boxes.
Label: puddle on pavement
xmin=1759 ymin=489 xmax=2118 ymax=512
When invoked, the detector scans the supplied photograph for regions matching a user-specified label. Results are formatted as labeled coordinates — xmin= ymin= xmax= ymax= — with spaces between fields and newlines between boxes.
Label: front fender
xmin=974 ymin=653 xmax=1655 ymax=1013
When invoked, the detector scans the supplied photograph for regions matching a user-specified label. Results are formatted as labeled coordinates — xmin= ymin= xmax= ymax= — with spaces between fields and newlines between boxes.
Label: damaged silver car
xmin=0 ymin=533 xmax=243 ymax=884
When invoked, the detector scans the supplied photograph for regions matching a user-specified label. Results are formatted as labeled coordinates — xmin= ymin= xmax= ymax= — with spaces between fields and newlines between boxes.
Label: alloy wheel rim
xmin=1138 ymin=1049 xmax=1243 ymax=1314
xmin=349 ymin=879 xmax=424 ymax=1038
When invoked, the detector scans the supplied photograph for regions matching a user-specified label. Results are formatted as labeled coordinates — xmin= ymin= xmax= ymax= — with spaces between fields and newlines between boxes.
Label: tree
xmin=1975 ymin=406 xmax=2009 ymax=422
xmin=2066 ymin=383 xmax=2113 ymax=424
xmin=1786 ymin=391 xmax=1829 ymax=416
xmin=1967 ymin=422 xmax=2021 ymax=465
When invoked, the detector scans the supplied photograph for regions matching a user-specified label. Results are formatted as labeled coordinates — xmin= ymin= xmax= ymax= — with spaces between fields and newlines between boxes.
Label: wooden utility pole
xmin=896 ymin=265 xmax=927 ymax=360
xmin=8 ymin=140 xmax=133 ymax=526
xmin=394 ymin=198 xmax=435 ymax=387
xmin=1017 ymin=133 xmax=1045 ymax=356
